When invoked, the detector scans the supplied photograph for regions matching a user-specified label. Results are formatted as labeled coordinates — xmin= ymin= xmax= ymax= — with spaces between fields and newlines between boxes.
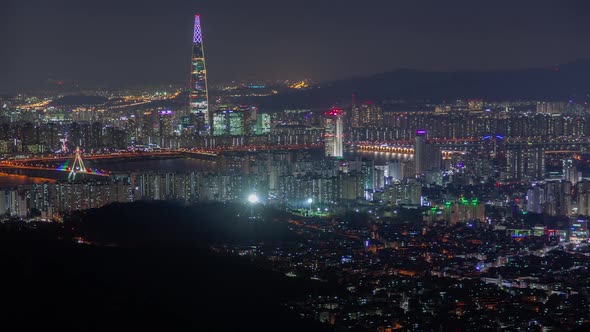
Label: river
xmin=0 ymin=151 xmax=410 ymax=188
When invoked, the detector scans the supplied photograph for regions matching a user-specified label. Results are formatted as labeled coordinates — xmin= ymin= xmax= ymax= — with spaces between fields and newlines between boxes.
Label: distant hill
xmin=50 ymin=95 xmax=108 ymax=106
xmin=244 ymin=59 xmax=590 ymax=110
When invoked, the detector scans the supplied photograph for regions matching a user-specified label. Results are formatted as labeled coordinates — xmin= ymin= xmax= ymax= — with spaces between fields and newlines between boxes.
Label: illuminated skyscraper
xmin=158 ymin=110 xmax=174 ymax=147
xmin=577 ymin=180 xmax=590 ymax=216
xmin=212 ymin=109 xmax=246 ymax=136
xmin=351 ymin=101 xmax=383 ymax=128
xmin=189 ymin=14 xmax=210 ymax=134
xmin=467 ymin=98 xmax=484 ymax=111
xmin=255 ymin=113 xmax=271 ymax=135
xmin=544 ymin=180 xmax=572 ymax=216
xmin=414 ymin=130 xmax=441 ymax=175
xmin=563 ymin=157 xmax=580 ymax=185
xmin=325 ymin=108 xmax=344 ymax=158
xmin=414 ymin=130 xmax=427 ymax=175
xmin=536 ymin=101 xmax=567 ymax=115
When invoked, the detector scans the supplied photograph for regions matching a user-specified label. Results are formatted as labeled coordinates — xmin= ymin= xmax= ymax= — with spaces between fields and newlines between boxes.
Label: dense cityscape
xmin=3 ymin=1 xmax=590 ymax=331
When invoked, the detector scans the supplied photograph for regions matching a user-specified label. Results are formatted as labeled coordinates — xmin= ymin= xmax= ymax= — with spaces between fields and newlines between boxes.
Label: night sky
xmin=2 ymin=0 xmax=590 ymax=92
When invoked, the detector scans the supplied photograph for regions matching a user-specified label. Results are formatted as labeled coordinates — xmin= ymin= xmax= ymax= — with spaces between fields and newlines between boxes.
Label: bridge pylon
xmin=68 ymin=147 xmax=87 ymax=180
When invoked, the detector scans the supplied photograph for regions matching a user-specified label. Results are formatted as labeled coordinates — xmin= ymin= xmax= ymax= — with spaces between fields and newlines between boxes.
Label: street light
xmin=307 ymin=198 xmax=313 ymax=217
xmin=247 ymin=194 xmax=259 ymax=220
xmin=248 ymin=194 xmax=259 ymax=204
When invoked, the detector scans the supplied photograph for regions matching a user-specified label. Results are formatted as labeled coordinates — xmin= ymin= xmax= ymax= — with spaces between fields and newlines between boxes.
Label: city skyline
xmin=3 ymin=0 xmax=590 ymax=92
xmin=3 ymin=3 xmax=590 ymax=331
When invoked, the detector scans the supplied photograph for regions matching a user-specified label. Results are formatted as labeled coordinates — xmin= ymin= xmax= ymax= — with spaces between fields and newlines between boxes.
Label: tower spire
xmin=189 ymin=14 xmax=210 ymax=135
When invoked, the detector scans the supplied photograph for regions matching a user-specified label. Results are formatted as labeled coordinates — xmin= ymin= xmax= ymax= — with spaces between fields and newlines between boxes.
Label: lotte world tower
xmin=189 ymin=15 xmax=210 ymax=134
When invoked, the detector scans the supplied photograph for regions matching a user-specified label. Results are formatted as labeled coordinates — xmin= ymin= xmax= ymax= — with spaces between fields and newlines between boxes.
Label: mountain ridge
xmin=245 ymin=59 xmax=590 ymax=110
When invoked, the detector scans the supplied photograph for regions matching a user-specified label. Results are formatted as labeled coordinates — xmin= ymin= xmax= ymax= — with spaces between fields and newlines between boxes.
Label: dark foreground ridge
xmin=0 ymin=201 xmax=331 ymax=331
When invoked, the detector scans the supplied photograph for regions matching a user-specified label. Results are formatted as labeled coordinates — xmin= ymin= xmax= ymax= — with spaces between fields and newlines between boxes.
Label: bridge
xmin=0 ymin=147 xmax=109 ymax=180
xmin=351 ymin=141 xmax=467 ymax=158
xmin=0 ymin=143 xmax=325 ymax=179
xmin=4 ymin=137 xmax=590 ymax=181
xmin=351 ymin=136 xmax=590 ymax=157
xmin=353 ymin=143 xmax=415 ymax=155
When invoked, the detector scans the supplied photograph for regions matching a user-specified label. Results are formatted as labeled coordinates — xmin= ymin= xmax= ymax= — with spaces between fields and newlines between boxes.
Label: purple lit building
xmin=189 ymin=15 xmax=210 ymax=134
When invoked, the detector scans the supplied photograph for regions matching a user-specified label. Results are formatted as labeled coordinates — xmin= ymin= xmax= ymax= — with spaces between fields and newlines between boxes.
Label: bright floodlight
xmin=248 ymin=194 xmax=259 ymax=204
xmin=307 ymin=198 xmax=313 ymax=204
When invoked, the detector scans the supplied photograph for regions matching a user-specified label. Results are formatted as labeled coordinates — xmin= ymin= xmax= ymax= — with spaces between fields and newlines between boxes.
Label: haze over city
xmin=3 ymin=0 xmax=590 ymax=91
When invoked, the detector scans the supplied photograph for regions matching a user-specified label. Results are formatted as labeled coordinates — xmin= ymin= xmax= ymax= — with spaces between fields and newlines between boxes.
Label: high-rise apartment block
xmin=325 ymin=108 xmax=344 ymax=158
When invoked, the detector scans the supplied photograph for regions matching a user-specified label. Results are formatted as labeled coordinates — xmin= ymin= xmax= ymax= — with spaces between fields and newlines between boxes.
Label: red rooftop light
xmin=326 ymin=108 xmax=344 ymax=116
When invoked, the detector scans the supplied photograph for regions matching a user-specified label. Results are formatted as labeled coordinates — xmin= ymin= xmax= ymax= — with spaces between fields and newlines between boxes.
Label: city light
xmin=248 ymin=194 xmax=259 ymax=204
